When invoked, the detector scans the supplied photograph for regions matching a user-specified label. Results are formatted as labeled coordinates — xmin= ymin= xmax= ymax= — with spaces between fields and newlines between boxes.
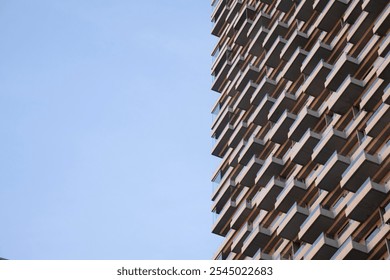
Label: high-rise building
xmin=210 ymin=0 xmax=389 ymax=260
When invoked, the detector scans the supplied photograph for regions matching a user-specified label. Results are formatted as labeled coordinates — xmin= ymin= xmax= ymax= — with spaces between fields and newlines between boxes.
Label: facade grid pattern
xmin=210 ymin=0 xmax=389 ymax=260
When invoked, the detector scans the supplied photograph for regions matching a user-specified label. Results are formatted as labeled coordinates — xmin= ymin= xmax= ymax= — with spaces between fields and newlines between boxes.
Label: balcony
xmin=247 ymin=11 xmax=271 ymax=40
xmin=228 ymin=121 xmax=249 ymax=149
xmin=281 ymin=30 xmax=309 ymax=61
xmin=233 ymin=81 xmax=258 ymax=110
xmin=211 ymin=60 xmax=232 ymax=93
xmin=312 ymin=126 xmax=347 ymax=165
xmin=325 ymin=53 xmax=360 ymax=92
xmin=254 ymin=177 xmax=285 ymax=211
xmin=298 ymin=205 xmax=336 ymax=243
xmin=295 ymin=0 xmax=314 ymax=21
xmin=290 ymin=129 xmax=321 ymax=165
xmin=315 ymin=0 xmax=349 ymax=32
xmin=288 ymin=107 xmax=321 ymax=142
xmin=255 ymin=156 xmax=285 ymax=186
xmin=280 ymin=48 xmax=308 ymax=81
xmin=250 ymin=77 xmax=277 ymax=106
xmin=359 ymin=78 xmax=385 ymax=112
xmin=263 ymin=36 xmax=287 ymax=68
xmin=231 ymin=199 xmax=254 ymax=230
xmin=365 ymin=103 xmax=390 ymax=138
xmin=304 ymin=233 xmax=339 ymax=260
xmin=248 ymin=26 xmax=269 ymax=56
xmin=212 ymin=178 xmax=236 ymax=214
xmin=275 ymin=0 xmax=293 ymax=13
xmin=211 ymin=1 xmax=229 ymax=37
xmin=241 ymin=225 xmax=272 ymax=257
xmin=236 ymin=156 xmax=264 ymax=187
xmin=268 ymin=91 xmax=297 ymax=122
xmin=269 ymin=111 xmax=297 ymax=144
xmin=212 ymin=199 xmax=237 ymax=237
xmin=345 ymin=179 xmax=389 ymax=222
xmin=236 ymin=65 xmax=261 ymax=92
xmin=340 ymin=151 xmax=381 ymax=192
xmin=275 ymin=178 xmax=308 ymax=213
xmin=238 ymin=137 xmax=266 ymax=165
xmin=211 ymin=124 xmax=234 ymax=158
xmin=327 ymin=76 xmax=365 ymax=114
xmin=301 ymin=40 xmax=332 ymax=75
xmin=232 ymin=222 xmax=252 ymax=253
xmin=331 ymin=237 xmax=368 ymax=259
xmin=302 ymin=60 xmax=333 ymax=96
xmin=248 ymin=94 xmax=276 ymax=125
xmin=315 ymin=152 xmax=351 ymax=191
xmin=263 ymin=21 xmax=289 ymax=51
xmin=277 ymin=203 xmax=309 ymax=240
xmin=366 ymin=224 xmax=390 ymax=253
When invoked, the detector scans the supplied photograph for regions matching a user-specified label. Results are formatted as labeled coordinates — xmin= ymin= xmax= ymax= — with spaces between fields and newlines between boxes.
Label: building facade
xmin=210 ymin=0 xmax=389 ymax=260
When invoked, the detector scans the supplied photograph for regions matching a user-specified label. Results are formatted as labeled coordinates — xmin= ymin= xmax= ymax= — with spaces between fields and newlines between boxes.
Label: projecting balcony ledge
xmin=236 ymin=66 xmax=260 ymax=92
xmin=384 ymin=204 xmax=390 ymax=223
xmin=254 ymin=177 xmax=285 ymax=211
xmin=331 ymin=237 xmax=368 ymax=259
xmin=295 ymin=0 xmax=314 ymax=21
xmin=281 ymin=31 xmax=309 ymax=61
xmin=288 ymin=107 xmax=321 ymax=142
xmin=269 ymin=111 xmax=297 ymax=144
xmin=235 ymin=19 xmax=254 ymax=46
xmin=345 ymin=179 xmax=389 ymax=223
xmin=365 ymin=103 xmax=390 ymax=138
xmin=328 ymin=75 xmax=365 ymax=114
xmin=228 ymin=121 xmax=249 ymax=148
xmin=277 ymin=203 xmax=309 ymax=240
xmin=304 ymin=233 xmax=339 ymax=260
xmin=250 ymin=78 xmax=277 ymax=106
xmin=248 ymin=26 xmax=269 ymax=56
xmin=268 ymin=92 xmax=297 ymax=123
xmin=301 ymin=41 xmax=332 ymax=75
xmin=315 ymin=152 xmax=351 ymax=191
xmin=211 ymin=60 xmax=232 ymax=93
xmin=263 ymin=37 xmax=287 ymax=68
xmin=290 ymin=129 xmax=321 ymax=166
xmin=366 ymin=224 xmax=390 ymax=252
xmin=211 ymin=6 xmax=229 ymax=37
xmin=238 ymin=137 xmax=266 ymax=165
xmin=247 ymin=11 xmax=271 ymax=39
xmin=234 ymin=81 xmax=257 ymax=110
xmin=232 ymin=223 xmax=252 ymax=253
xmin=280 ymin=48 xmax=308 ymax=81
xmin=231 ymin=200 xmax=254 ymax=230
xmin=236 ymin=156 xmax=265 ymax=187
xmin=255 ymin=156 xmax=285 ymax=187
xmin=249 ymin=94 xmax=276 ymax=126
xmin=315 ymin=0 xmax=349 ymax=32
xmin=242 ymin=225 xmax=272 ymax=257
xmin=275 ymin=0 xmax=293 ymax=13
xmin=324 ymin=54 xmax=360 ymax=92
xmin=263 ymin=21 xmax=289 ymax=51
xmin=302 ymin=60 xmax=333 ymax=97
xmin=340 ymin=151 xmax=381 ymax=192
xmin=298 ymin=205 xmax=336 ymax=244
xmin=211 ymin=124 xmax=234 ymax=158
xmin=211 ymin=178 xmax=236 ymax=211
xmin=227 ymin=55 xmax=245 ymax=81
xmin=212 ymin=199 xmax=237 ymax=237
xmin=275 ymin=178 xmax=308 ymax=213
xmin=311 ymin=127 xmax=347 ymax=165
xmin=374 ymin=4 xmax=390 ymax=35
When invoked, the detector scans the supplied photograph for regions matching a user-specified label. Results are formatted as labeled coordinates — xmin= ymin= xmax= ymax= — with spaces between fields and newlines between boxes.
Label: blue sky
xmin=0 ymin=0 xmax=221 ymax=259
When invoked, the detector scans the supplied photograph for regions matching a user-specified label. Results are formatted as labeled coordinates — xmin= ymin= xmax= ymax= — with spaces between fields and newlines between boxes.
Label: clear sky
xmin=0 ymin=0 xmax=222 ymax=259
